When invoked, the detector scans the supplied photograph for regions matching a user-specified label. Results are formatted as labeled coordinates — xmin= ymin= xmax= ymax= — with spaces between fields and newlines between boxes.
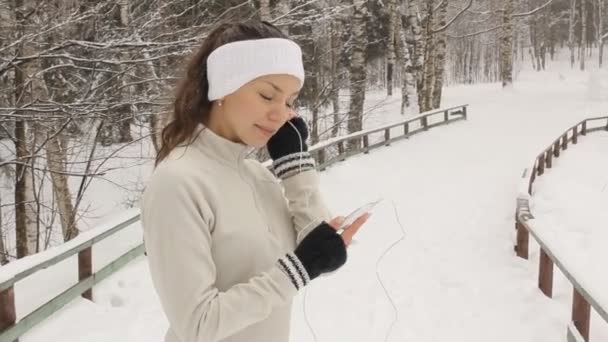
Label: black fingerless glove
xmin=277 ymin=222 xmax=347 ymax=290
xmin=267 ymin=117 xmax=316 ymax=179
xmin=267 ymin=116 xmax=309 ymax=160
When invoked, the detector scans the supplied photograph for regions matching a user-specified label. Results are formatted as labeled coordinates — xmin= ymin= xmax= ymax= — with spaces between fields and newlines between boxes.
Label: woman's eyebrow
xmin=262 ymin=81 xmax=300 ymax=97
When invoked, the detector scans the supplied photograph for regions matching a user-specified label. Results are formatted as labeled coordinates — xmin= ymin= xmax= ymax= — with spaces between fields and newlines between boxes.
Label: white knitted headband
xmin=206 ymin=38 xmax=305 ymax=101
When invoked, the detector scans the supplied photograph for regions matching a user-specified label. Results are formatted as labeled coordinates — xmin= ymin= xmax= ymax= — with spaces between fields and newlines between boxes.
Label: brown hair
xmin=155 ymin=20 xmax=290 ymax=166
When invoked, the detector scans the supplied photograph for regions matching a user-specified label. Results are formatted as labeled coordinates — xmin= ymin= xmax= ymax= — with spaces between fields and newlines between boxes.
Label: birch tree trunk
xmin=0 ymin=196 xmax=8 ymax=264
xmin=598 ymin=0 xmax=604 ymax=67
xmin=14 ymin=0 xmax=41 ymax=257
xmin=394 ymin=2 xmax=415 ymax=114
xmin=347 ymin=0 xmax=368 ymax=151
xmin=420 ymin=1 xmax=435 ymax=112
xmin=432 ymin=0 xmax=447 ymax=109
xmin=569 ymin=0 xmax=576 ymax=68
xmin=580 ymin=0 xmax=586 ymax=70
xmin=330 ymin=19 xmax=341 ymax=137
xmin=500 ymin=0 xmax=514 ymax=87
xmin=386 ymin=0 xmax=397 ymax=96
xmin=260 ymin=0 xmax=271 ymax=21
xmin=405 ymin=0 xmax=424 ymax=110
xmin=45 ymin=125 xmax=79 ymax=241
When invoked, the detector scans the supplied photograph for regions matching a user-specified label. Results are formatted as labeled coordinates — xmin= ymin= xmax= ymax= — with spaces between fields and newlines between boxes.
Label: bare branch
xmin=512 ymin=0 xmax=555 ymax=18
xmin=433 ymin=0 xmax=474 ymax=33
xmin=448 ymin=25 xmax=504 ymax=39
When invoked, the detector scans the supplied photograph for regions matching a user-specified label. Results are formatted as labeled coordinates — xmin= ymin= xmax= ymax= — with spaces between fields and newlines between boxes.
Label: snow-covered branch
xmin=433 ymin=0 xmax=474 ymax=34
xmin=512 ymin=0 xmax=556 ymax=18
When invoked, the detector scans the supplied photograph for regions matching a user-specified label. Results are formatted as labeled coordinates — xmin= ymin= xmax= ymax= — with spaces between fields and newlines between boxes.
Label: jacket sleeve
xmin=140 ymin=166 xmax=302 ymax=342
xmin=271 ymin=151 xmax=333 ymax=244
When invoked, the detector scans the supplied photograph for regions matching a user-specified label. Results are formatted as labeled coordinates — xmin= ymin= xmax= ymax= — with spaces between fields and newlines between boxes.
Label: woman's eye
xmin=260 ymin=94 xmax=272 ymax=101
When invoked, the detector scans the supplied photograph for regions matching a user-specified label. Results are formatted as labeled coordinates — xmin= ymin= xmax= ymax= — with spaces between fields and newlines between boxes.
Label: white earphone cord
xmin=285 ymin=119 xmax=406 ymax=342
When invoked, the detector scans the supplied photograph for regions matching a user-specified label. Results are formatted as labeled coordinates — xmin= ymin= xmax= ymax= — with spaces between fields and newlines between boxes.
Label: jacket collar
xmin=193 ymin=124 xmax=256 ymax=166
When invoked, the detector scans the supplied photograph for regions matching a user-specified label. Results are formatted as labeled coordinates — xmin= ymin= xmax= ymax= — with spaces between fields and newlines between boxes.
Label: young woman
xmin=140 ymin=20 xmax=370 ymax=342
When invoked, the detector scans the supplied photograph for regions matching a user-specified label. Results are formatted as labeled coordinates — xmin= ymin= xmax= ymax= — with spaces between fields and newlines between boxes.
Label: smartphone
xmin=337 ymin=199 xmax=382 ymax=234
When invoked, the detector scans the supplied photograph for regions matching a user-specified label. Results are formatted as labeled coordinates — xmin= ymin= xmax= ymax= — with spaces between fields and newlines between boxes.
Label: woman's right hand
xmin=329 ymin=213 xmax=370 ymax=247
xmin=293 ymin=214 xmax=371 ymax=281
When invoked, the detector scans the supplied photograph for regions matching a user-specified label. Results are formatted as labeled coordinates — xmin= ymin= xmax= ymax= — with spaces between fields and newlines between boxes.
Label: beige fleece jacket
xmin=140 ymin=124 xmax=332 ymax=342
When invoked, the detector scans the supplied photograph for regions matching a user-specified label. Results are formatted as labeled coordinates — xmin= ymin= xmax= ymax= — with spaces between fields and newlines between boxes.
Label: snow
xmin=6 ymin=50 xmax=608 ymax=341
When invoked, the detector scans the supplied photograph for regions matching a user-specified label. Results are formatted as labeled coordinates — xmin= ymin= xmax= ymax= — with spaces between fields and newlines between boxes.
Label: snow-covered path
xmin=20 ymin=58 xmax=608 ymax=342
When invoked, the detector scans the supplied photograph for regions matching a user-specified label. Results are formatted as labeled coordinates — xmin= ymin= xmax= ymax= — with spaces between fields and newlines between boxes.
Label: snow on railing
xmin=0 ymin=104 xmax=469 ymax=341
xmin=514 ymin=116 xmax=608 ymax=342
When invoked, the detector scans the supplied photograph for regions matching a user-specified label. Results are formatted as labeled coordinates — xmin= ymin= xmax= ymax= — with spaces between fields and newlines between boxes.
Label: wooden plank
xmin=522 ymin=220 xmax=608 ymax=326
xmin=0 ymin=287 xmax=15 ymax=333
xmin=568 ymin=322 xmax=586 ymax=342
xmin=581 ymin=121 xmax=587 ymax=135
xmin=384 ymin=128 xmax=390 ymax=146
xmin=537 ymin=154 xmax=545 ymax=175
xmin=315 ymin=118 xmax=465 ymax=171
xmin=308 ymin=105 xmax=468 ymax=152
xmin=572 ymin=289 xmax=590 ymax=342
xmin=545 ymin=150 xmax=552 ymax=169
xmin=515 ymin=221 xmax=529 ymax=259
xmin=0 ymin=245 xmax=144 ymax=342
xmin=78 ymin=247 xmax=92 ymax=300
xmin=538 ymin=248 xmax=554 ymax=297
xmin=0 ymin=212 xmax=140 ymax=292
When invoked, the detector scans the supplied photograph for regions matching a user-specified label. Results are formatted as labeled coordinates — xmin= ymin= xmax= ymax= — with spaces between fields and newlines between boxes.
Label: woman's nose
xmin=268 ymin=105 xmax=291 ymax=122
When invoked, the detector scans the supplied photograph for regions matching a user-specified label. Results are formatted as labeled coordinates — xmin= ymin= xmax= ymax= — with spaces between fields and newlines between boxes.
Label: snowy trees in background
xmin=1 ymin=0 xmax=606 ymax=261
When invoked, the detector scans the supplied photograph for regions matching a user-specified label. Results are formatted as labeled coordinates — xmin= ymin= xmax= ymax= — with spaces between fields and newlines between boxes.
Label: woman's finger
xmin=328 ymin=216 xmax=345 ymax=230
xmin=341 ymin=213 xmax=370 ymax=245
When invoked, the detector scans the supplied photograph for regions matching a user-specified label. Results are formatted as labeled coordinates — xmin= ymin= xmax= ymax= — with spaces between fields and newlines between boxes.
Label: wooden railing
xmin=514 ymin=116 xmax=608 ymax=342
xmin=0 ymin=104 xmax=468 ymax=341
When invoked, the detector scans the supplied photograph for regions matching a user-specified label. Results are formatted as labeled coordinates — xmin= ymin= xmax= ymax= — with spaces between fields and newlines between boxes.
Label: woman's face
xmin=210 ymin=74 xmax=301 ymax=148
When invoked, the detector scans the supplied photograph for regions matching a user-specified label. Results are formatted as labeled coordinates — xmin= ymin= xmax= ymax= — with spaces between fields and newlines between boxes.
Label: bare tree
xmin=347 ymin=0 xmax=368 ymax=151
xmin=501 ymin=0 xmax=515 ymax=86
xmin=580 ymin=0 xmax=587 ymax=70
xmin=432 ymin=0 xmax=448 ymax=108
xmin=598 ymin=0 xmax=604 ymax=67
xmin=569 ymin=0 xmax=577 ymax=68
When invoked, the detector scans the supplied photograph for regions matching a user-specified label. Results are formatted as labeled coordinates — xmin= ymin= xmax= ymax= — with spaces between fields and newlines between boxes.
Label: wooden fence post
xmin=573 ymin=126 xmax=578 ymax=144
xmin=363 ymin=135 xmax=369 ymax=153
xmin=403 ymin=122 xmax=409 ymax=137
xmin=562 ymin=134 xmax=568 ymax=150
xmin=462 ymin=106 xmax=467 ymax=120
xmin=0 ymin=286 xmax=16 ymax=340
xmin=537 ymin=155 xmax=545 ymax=175
xmin=572 ymin=289 xmax=590 ymax=342
xmin=421 ymin=116 xmax=428 ymax=130
xmin=515 ymin=221 xmax=529 ymax=259
xmin=581 ymin=121 xmax=587 ymax=136
xmin=553 ymin=141 xmax=560 ymax=157
xmin=384 ymin=129 xmax=390 ymax=146
xmin=79 ymin=247 xmax=93 ymax=300
xmin=444 ymin=110 xmax=449 ymax=122
xmin=545 ymin=150 xmax=552 ymax=169
xmin=338 ymin=141 xmax=345 ymax=161
xmin=538 ymin=249 xmax=554 ymax=297
xmin=317 ymin=149 xmax=326 ymax=165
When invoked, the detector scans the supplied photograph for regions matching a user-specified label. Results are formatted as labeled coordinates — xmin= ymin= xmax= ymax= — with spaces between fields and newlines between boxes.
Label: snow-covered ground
xmin=6 ymin=51 xmax=608 ymax=341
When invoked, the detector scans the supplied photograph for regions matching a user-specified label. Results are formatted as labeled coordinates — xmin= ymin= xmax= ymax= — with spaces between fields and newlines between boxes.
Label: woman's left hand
xmin=266 ymin=116 xmax=309 ymax=160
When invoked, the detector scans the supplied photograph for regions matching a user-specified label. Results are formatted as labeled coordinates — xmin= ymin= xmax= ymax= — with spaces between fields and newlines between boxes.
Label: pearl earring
xmin=218 ymin=101 xmax=223 ymax=107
